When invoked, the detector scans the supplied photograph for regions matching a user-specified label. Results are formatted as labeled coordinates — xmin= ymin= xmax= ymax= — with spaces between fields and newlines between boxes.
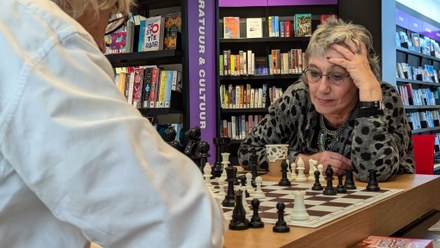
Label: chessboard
xmin=211 ymin=179 xmax=403 ymax=228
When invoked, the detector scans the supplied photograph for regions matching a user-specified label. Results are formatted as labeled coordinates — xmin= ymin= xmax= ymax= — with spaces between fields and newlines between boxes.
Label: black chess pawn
xmin=164 ymin=126 xmax=183 ymax=152
xmin=366 ymin=169 xmax=381 ymax=191
xmin=240 ymin=175 xmax=250 ymax=197
xmin=222 ymin=164 xmax=235 ymax=207
xmin=249 ymin=148 xmax=258 ymax=187
xmin=233 ymin=166 xmax=240 ymax=185
xmin=344 ymin=167 xmax=357 ymax=190
xmin=212 ymin=137 xmax=231 ymax=177
xmin=183 ymin=127 xmax=200 ymax=162
xmin=229 ymin=189 xmax=250 ymax=230
xmin=323 ymin=165 xmax=337 ymax=195
xmin=273 ymin=202 xmax=290 ymax=233
xmin=311 ymin=170 xmax=323 ymax=191
xmin=249 ymin=199 xmax=264 ymax=228
xmin=196 ymin=141 xmax=210 ymax=173
xmin=336 ymin=171 xmax=347 ymax=193
xmin=278 ymin=159 xmax=291 ymax=186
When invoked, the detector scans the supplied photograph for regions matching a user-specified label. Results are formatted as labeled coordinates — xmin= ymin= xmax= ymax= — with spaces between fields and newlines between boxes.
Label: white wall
xmin=396 ymin=0 xmax=440 ymax=23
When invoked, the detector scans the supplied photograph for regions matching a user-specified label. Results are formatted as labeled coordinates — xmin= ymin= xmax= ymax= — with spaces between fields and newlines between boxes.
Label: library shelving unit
xmin=395 ymin=2 xmax=440 ymax=156
xmin=105 ymin=0 xmax=189 ymax=130
xmin=217 ymin=2 xmax=337 ymax=163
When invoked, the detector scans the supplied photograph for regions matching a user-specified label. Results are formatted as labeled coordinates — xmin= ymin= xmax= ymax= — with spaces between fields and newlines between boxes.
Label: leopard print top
xmin=238 ymin=80 xmax=415 ymax=182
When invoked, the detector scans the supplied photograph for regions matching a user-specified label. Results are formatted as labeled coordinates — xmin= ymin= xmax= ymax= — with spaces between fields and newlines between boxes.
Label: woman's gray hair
xmin=51 ymin=0 xmax=133 ymax=20
xmin=304 ymin=18 xmax=381 ymax=81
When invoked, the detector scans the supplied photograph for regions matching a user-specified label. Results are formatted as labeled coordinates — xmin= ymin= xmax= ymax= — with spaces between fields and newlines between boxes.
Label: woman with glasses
xmin=238 ymin=18 xmax=414 ymax=182
xmin=0 ymin=0 xmax=224 ymax=247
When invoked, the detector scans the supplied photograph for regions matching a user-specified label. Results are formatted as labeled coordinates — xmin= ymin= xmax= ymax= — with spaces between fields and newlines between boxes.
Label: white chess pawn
xmin=290 ymin=162 xmax=297 ymax=182
xmin=290 ymin=190 xmax=309 ymax=221
xmin=318 ymin=164 xmax=325 ymax=183
xmin=203 ymin=163 xmax=213 ymax=191
xmin=217 ymin=178 xmax=226 ymax=198
xmin=219 ymin=166 xmax=227 ymax=183
xmin=295 ymin=157 xmax=307 ymax=182
xmin=221 ymin=152 xmax=230 ymax=167
xmin=245 ymin=172 xmax=255 ymax=194
xmin=308 ymin=159 xmax=318 ymax=181
xmin=252 ymin=176 xmax=265 ymax=199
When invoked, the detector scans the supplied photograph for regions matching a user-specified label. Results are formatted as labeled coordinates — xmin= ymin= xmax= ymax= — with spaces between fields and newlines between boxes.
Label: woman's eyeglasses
xmin=105 ymin=13 xmax=129 ymax=35
xmin=303 ymin=68 xmax=350 ymax=86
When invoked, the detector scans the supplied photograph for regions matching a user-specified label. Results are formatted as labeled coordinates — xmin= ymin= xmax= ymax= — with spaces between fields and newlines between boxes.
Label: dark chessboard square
xmin=359 ymin=189 xmax=388 ymax=193
xmin=320 ymin=202 xmax=352 ymax=208
xmin=306 ymin=196 xmax=337 ymax=201
xmin=307 ymin=210 xmax=331 ymax=217
xmin=341 ymin=195 xmax=370 ymax=200
xmin=260 ymin=212 xmax=278 ymax=220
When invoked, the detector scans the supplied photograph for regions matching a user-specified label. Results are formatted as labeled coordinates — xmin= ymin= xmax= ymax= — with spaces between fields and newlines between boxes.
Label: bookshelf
xmin=217 ymin=2 xmax=338 ymax=163
xmin=394 ymin=2 xmax=440 ymax=156
xmin=105 ymin=0 xmax=189 ymax=131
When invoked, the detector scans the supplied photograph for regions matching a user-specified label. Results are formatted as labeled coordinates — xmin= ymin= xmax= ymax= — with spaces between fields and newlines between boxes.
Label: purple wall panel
xmin=219 ymin=0 xmax=267 ymax=7
xmin=396 ymin=8 xmax=440 ymax=42
xmin=219 ymin=0 xmax=337 ymax=7
xmin=422 ymin=22 xmax=439 ymax=41
xmin=187 ymin=0 xmax=217 ymax=163
xmin=267 ymin=0 xmax=337 ymax=6
xmin=407 ymin=15 xmax=423 ymax=33
xmin=396 ymin=9 xmax=409 ymax=29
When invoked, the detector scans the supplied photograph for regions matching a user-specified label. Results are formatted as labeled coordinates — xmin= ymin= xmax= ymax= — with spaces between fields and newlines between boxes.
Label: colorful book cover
xmin=132 ymin=67 xmax=144 ymax=108
xmin=137 ymin=19 xmax=146 ymax=52
xmin=157 ymin=70 xmax=168 ymax=107
xmin=163 ymin=12 xmax=182 ymax=49
xmin=295 ymin=13 xmax=312 ymax=37
xmin=148 ymin=67 xmax=160 ymax=108
xmin=223 ymin=17 xmax=240 ymax=39
xmin=246 ymin=18 xmax=263 ymax=38
xmin=320 ymin=14 xmax=337 ymax=24
xmin=164 ymin=70 xmax=174 ymax=108
xmin=107 ymin=30 xmax=127 ymax=53
xmin=142 ymin=15 xmax=165 ymax=51
xmin=352 ymin=235 xmax=433 ymax=248
xmin=142 ymin=67 xmax=154 ymax=108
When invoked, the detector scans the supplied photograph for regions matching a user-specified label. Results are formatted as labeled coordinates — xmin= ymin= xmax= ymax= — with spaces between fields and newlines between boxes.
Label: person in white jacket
xmin=0 ymin=0 xmax=225 ymax=247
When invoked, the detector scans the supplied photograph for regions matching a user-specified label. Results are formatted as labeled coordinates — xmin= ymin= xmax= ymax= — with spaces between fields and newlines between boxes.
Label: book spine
xmin=142 ymin=67 xmax=153 ymax=108
xmin=137 ymin=20 xmax=146 ymax=52
xmin=149 ymin=67 xmax=159 ymax=108
xmin=157 ymin=70 xmax=168 ymax=107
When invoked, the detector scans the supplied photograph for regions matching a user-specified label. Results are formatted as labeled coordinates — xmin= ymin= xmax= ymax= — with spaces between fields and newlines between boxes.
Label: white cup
xmin=265 ymin=144 xmax=289 ymax=177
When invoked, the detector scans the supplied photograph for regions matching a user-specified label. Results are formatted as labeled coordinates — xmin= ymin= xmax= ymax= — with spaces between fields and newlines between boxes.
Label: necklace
xmin=317 ymin=114 xmax=351 ymax=151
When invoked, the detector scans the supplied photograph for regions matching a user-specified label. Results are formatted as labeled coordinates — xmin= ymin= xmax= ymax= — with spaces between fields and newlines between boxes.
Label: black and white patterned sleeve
xmin=351 ymin=82 xmax=415 ymax=182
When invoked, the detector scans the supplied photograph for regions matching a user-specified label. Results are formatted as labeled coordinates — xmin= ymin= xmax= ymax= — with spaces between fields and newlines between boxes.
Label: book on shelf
xmin=223 ymin=17 xmax=240 ymax=39
xmin=283 ymin=20 xmax=292 ymax=37
xmin=139 ymin=15 xmax=165 ymax=52
xmin=142 ymin=67 xmax=154 ymax=108
xmin=246 ymin=18 xmax=263 ymax=38
xmin=294 ymin=13 xmax=312 ymax=37
xmin=106 ymin=28 xmax=128 ymax=54
xmin=351 ymin=235 xmax=433 ymax=248
xmin=320 ymin=14 xmax=337 ymax=24
xmin=148 ymin=66 xmax=160 ymax=108
xmin=156 ymin=70 xmax=168 ymax=108
xmin=163 ymin=12 xmax=182 ymax=50
xmin=131 ymin=67 xmax=145 ymax=108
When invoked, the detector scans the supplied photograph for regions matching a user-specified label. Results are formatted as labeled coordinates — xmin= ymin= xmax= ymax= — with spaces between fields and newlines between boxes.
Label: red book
xmin=284 ymin=20 xmax=291 ymax=37
xmin=148 ymin=67 xmax=160 ymax=108
xmin=352 ymin=236 xmax=433 ymax=248
xmin=320 ymin=14 xmax=337 ymax=24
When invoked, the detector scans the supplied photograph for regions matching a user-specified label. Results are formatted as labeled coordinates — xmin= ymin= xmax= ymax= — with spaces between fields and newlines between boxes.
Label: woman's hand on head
xmin=326 ymin=41 xmax=382 ymax=101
